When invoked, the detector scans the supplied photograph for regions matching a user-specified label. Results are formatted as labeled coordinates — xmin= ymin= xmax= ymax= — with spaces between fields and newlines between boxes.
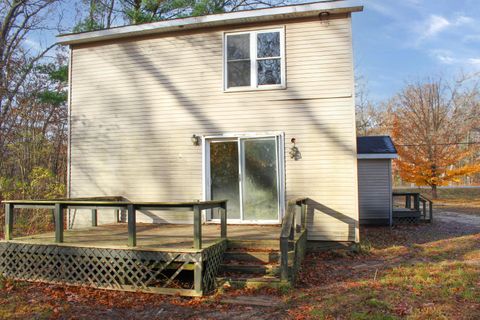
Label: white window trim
xmin=223 ymin=27 xmax=286 ymax=92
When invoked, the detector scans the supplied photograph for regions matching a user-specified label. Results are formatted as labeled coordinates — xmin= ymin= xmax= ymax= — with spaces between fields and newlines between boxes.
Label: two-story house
xmin=58 ymin=0 xmax=363 ymax=244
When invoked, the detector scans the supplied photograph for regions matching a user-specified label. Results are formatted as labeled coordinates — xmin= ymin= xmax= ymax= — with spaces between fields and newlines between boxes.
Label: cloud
xmin=417 ymin=14 xmax=474 ymax=41
xmin=468 ymin=58 xmax=480 ymax=65
xmin=423 ymin=15 xmax=450 ymax=38
xmin=430 ymin=49 xmax=455 ymax=64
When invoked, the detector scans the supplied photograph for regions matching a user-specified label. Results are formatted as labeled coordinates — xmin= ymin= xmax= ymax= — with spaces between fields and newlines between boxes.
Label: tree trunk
xmin=431 ymin=185 xmax=438 ymax=199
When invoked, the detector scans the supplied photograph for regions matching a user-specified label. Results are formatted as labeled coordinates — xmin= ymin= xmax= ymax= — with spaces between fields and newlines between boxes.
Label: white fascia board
xmin=357 ymin=154 xmax=398 ymax=159
xmin=57 ymin=1 xmax=363 ymax=45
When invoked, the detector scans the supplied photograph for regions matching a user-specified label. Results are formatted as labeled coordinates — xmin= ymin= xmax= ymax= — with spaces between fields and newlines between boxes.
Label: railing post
xmin=301 ymin=202 xmax=307 ymax=230
xmin=55 ymin=203 xmax=64 ymax=243
xmin=127 ymin=204 xmax=136 ymax=247
xmin=429 ymin=201 xmax=433 ymax=223
xmin=405 ymin=195 xmax=411 ymax=209
xmin=280 ymin=236 xmax=289 ymax=281
xmin=193 ymin=205 xmax=202 ymax=249
xmin=5 ymin=203 xmax=14 ymax=240
xmin=422 ymin=201 xmax=426 ymax=219
xmin=220 ymin=202 xmax=227 ymax=239
xmin=91 ymin=209 xmax=98 ymax=227
xmin=414 ymin=194 xmax=420 ymax=211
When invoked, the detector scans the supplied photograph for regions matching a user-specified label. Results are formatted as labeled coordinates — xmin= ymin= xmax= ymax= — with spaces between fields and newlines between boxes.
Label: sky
xmin=352 ymin=0 xmax=480 ymax=101
xmin=28 ymin=0 xmax=480 ymax=102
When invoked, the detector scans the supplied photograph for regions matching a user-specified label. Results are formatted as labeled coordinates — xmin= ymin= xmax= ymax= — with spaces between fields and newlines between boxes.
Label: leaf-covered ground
xmin=0 ymin=208 xmax=479 ymax=319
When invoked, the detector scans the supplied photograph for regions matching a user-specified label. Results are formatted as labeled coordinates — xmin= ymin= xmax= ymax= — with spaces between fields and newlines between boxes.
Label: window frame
xmin=223 ymin=27 xmax=286 ymax=92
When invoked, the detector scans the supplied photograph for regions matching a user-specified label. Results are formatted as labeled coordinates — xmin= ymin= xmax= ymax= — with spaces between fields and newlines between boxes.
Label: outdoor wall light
xmin=289 ymin=138 xmax=302 ymax=160
xmin=191 ymin=134 xmax=201 ymax=146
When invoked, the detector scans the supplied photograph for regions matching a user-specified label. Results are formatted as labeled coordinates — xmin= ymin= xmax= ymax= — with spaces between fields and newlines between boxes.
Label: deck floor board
xmin=10 ymin=223 xmax=281 ymax=251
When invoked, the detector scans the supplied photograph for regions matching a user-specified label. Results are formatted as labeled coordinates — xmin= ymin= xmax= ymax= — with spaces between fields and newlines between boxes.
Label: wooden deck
xmin=12 ymin=223 xmax=281 ymax=251
xmin=1 ymin=198 xmax=308 ymax=296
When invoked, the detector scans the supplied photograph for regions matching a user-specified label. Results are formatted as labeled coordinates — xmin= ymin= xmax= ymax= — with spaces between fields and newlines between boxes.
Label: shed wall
xmin=357 ymin=159 xmax=392 ymax=225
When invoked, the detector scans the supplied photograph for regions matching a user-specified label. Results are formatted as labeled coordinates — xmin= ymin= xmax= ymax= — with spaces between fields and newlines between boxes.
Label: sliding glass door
xmin=207 ymin=135 xmax=282 ymax=223
xmin=241 ymin=138 xmax=279 ymax=221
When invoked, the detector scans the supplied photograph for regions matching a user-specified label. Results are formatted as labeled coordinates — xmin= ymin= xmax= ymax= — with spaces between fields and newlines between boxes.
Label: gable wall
xmin=69 ymin=14 xmax=359 ymax=241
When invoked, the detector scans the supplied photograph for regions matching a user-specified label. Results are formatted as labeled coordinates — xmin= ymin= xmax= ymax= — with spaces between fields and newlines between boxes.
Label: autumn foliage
xmin=392 ymin=78 xmax=480 ymax=198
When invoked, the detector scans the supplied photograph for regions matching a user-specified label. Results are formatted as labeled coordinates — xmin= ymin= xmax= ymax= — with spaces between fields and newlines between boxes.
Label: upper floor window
xmin=224 ymin=28 xmax=285 ymax=91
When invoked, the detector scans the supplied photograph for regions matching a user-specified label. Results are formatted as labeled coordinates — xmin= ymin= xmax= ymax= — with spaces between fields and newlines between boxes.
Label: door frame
xmin=202 ymin=132 xmax=285 ymax=224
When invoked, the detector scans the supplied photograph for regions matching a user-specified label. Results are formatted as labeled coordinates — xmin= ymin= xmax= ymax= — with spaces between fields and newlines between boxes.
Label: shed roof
xmin=57 ymin=0 xmax=363 ymax=45
xmin=357 ymin=136 xmax=397 ymax=159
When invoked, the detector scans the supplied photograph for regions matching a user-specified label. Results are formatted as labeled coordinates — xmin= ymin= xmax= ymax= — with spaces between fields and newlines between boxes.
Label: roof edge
xmin=57 ymin=1 xmax=363 ymax=45
xmin=357 ymin=154 xmax=398 ymax=159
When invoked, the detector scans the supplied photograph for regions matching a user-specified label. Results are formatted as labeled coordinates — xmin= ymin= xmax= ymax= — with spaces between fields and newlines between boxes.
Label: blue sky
xmin=352 ymin=0 xmax=480 ymax=101
xmin=29 ymin=0 xmax=480 ymax=102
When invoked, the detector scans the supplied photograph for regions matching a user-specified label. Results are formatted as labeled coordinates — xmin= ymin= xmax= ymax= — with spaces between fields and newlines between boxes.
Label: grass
xmin=288 ymin=225 xmax=480 ymax=319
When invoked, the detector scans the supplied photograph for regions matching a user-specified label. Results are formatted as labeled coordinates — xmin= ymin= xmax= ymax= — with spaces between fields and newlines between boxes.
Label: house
xmin=57 ymin=1 xmax=363 ymax=244
xmin=357 ymin=136 xmax=397 ymax=225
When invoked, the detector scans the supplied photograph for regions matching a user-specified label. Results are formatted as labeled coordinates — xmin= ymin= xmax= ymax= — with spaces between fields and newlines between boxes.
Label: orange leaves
xmin=391 ymin=79 xmax=480 ymax=194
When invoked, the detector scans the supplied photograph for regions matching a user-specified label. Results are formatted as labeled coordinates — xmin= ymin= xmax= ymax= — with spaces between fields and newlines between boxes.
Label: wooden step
xmin=227 ymin=239 xmax=295 ymax=251
xmin=227 ymin=239 xmax=281 ymax=250
xmin=223 ymin=250 xmax=295 ymax=264
xmin=217 ymin=276 xmax=287 ymax=289
xmin=393 ymin=208 xmax=421 ymax=218
xmin=223 ymin=251 xmax=279 ymax=264
xmin=220 ymin=263 xmax=280 ymax=276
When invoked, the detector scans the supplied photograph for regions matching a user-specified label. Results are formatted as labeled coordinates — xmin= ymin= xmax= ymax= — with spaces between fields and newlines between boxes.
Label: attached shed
xmin=357 ymin=136 xmax=397 ymax=225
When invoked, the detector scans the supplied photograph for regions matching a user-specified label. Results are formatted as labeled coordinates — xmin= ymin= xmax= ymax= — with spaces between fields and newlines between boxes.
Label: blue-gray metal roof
xmin=357 ymin=136 xmax=397 ymax=154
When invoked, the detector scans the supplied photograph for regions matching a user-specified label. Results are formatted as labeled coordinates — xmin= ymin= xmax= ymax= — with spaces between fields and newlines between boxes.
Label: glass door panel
xmin=241 ymin=138 xmax=279 ymax=221
xmin=210 ymin=141 xmax=241 ymax=219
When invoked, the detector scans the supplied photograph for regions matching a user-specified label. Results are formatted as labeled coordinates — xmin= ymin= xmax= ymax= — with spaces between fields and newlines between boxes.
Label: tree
xmin=355 ymin=75 xmax=392 ymax=136
xmin=74 ymin=0 xmax=289 ymax=28
xmin=391 ymin=76 xmax=480 ymax=198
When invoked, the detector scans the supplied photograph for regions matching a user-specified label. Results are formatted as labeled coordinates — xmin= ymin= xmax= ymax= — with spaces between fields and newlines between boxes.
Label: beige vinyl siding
xmin=68 ymin=14 xmax=359 ymax=241
xmin=357 ymin=159 xmax=392 ymax=225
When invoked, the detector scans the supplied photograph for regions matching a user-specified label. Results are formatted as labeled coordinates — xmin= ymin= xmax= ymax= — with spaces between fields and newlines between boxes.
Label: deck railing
xmin=392 ymin=192 xmax=433 ymax=222
xmin=280 ymin=198 xmax=308 ymax=281
xmin=3 ymin=198 xmax=228 ymax=249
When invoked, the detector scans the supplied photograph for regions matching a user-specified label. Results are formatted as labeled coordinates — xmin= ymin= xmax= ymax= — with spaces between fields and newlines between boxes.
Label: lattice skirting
xmin=393 ymin=217 xmax=420 ymax=224
xmin=0 ymin=240 xmax=227 ymax=296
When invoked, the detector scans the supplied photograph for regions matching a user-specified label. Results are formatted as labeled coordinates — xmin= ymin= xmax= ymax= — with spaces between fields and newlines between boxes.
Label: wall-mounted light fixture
xmin=289 ymin=138 xmax=302 ymax=160
xmin=191 ymin=134 xmax=201 ymax=146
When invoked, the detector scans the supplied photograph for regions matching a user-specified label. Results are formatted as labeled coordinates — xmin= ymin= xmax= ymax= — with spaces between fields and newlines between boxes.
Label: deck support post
xmin=127 ymin=204 xmax=136 ymax=247
xmin=193 ymin=205 xmax=202 ymax=249
xmin=91 ymin=209 xmax=98 ymax=227
xmin=429 ymin=202 xmax=433 ymax=223
xmin=194 ymin=261 xmax=202 ymax=296
xmin=55 ymin=203 xmax=64 ymax=243
xmin=280 ymin=237 xmax=289 ymax=281
xmin=5 ymin=203 xmax=14 ymax=240
xmin=220 ymin=202 xmax=227 ymax=239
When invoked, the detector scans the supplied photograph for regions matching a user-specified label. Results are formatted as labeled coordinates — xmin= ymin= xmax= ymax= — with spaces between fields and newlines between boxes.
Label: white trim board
xmin=202 ymin=132 xmax=285 ymax=224
xmin=57 ymin=1 xmax=363 ymax=45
